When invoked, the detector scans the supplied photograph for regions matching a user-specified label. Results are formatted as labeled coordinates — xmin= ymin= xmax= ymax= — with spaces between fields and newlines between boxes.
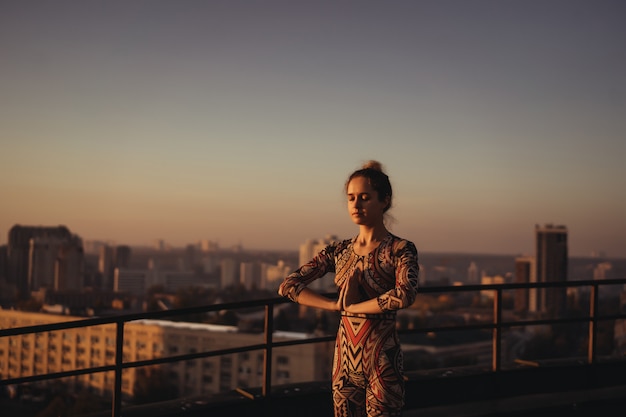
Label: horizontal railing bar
xmin=417 ymin=278 xmax=626 ymax=292
xmin=398 ymin=313 xmax=626 ymax=336
xmin=2 ymin=279 xmax=624 ymax=338
xmin=0 ymin=297 xmax=293 ymax=338
xmin=271 ymin=334 xmax=336 ymax=348
xmin=123 ymin=343 xmax=272 ymax=369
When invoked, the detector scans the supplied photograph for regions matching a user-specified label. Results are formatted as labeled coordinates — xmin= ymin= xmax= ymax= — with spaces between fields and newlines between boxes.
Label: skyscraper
xmin=535 ymin=224 xmax=568 ymax=318
xmin=29 ymin=235 xmax=84 ymax=292
xmin=514 ymin=256 xmax=536 ymax=316
xmin=7 ymin=225 xmax=83 ymax=297
xmin=98 ymin=245 xmax=115 ymax=290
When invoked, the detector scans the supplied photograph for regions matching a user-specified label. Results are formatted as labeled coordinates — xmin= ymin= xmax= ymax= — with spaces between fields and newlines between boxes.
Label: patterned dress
xmin=278 ymin=234 xmax=419 ymax=417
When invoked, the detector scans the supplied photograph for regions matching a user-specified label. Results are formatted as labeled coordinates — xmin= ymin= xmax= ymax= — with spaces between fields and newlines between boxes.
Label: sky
xmin=1 ymin=0 xmax=625 ymax=258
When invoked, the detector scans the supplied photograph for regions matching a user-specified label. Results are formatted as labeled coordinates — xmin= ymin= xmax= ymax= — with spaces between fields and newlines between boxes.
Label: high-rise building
xmin=0 ymin=245 xmax=8 ymax=282
xmin=98 ymin=245 xmax=115 ymax=290
xmin=220 ymin=258 xmax=238 ymax=288
xmin=480 ymin=275 xmax=505 ymax=300
xmin=298 ymin=235 xmax=338 ymax=266
xmin=240 ymin=261 xmax=261 ymax=290
xmin=262 ymin=260 xmax=294 ymax=292
xmin=114 ymin=269 xmax=150 ymax=295
xmin=593 ymin=262 xmax=613 ymax=280
xmin=467 ymin=261 xmax=479 ymax=284
xmin=55 ymin=241 xmax=84 ymax=291
xmin=535 ymin=224 xmax=568 ymax=318
xmin=114 ymin=245 xmax=131 ymax=269
xmin=514 ymin=256 xmax=537 ymax=316
xmin=7 ymin=225 xmax=83 ymax=296
xmin=99 ymin=245 xmax=132 ymax=290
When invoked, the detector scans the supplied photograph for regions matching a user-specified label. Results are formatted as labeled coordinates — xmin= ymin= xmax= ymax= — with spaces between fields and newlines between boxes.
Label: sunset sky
xmin=1 ymin=1 xmax=625 ymax=258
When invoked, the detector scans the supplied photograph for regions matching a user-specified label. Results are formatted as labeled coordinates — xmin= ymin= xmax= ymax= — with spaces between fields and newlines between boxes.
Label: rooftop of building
xmin=2 ymin=278 xmax=626 ymax=417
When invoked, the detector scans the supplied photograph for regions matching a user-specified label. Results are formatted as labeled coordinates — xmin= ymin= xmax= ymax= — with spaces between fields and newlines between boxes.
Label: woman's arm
xmin=278 ymin=244 xmax=337 ymax=307
xmin=377 ymin=239 xmax=419 ymax=311
xmin=343 ymin=239 xmax=419 ymax=314
xmin=295 ymin=287 xmax=340 ymax=311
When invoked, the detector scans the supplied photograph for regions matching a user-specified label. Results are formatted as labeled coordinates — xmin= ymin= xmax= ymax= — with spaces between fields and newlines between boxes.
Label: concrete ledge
xmin=406 ymin=384 xmax=626 ymax=417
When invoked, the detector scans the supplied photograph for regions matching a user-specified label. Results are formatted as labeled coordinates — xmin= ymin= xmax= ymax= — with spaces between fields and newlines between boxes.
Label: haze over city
xmin=1 ymin=1 xmax=625 ymax=258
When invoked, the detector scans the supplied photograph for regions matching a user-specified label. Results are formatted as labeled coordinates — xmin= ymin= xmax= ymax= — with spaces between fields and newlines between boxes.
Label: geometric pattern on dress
xmin=278 ymin=233 xmax=419 ymax=417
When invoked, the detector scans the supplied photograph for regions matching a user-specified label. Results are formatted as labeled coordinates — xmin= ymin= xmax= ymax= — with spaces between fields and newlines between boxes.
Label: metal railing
xmin=1 ymin=278 xmax=625 ymax=417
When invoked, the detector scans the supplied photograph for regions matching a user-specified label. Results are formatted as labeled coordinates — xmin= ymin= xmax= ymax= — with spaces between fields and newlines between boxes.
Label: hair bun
xmin=362 ymin=160 xmax=384 ymax=172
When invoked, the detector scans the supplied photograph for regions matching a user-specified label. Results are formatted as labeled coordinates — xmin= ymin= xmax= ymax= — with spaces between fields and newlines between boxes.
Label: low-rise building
xmin=0 ymin=309 xmax=333 ymax=399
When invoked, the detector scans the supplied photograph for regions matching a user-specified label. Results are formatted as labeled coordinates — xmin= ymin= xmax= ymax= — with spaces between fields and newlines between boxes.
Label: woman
xmin=278 ymin=160 xmax=419 ymax=417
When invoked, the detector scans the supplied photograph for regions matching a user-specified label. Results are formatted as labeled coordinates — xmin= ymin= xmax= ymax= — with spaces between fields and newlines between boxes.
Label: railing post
xmin=263 ymin=304 xmax=274 ymax=398
xmin=492 ymin=288 xmax=502 ymax=372
xmin=112 ymin=321 xmax=124 ymax=417
xmin=588 ymin=284 xmax=598 ymax=365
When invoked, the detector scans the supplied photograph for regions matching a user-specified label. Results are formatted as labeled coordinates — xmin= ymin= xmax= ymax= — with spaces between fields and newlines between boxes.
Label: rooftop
xmin=2 ymin=278 xmax=626 ymax=417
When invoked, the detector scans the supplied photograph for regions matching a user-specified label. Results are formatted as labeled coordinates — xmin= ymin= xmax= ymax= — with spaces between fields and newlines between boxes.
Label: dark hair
xmin=345 ymin=160 xmax=393 ymax=212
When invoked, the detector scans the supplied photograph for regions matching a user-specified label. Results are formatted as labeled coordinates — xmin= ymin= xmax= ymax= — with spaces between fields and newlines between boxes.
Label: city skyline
xmin=1 ymin=1 xmax=625 ymax=258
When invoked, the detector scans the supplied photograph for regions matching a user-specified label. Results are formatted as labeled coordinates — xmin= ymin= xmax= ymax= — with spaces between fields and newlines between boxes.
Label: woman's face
xmin=346 ymin=176 xmax=387 ymax=226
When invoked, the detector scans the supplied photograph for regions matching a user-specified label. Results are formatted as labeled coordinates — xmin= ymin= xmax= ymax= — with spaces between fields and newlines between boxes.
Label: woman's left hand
xmin=340 ymin=275 xmax=361 ymax=312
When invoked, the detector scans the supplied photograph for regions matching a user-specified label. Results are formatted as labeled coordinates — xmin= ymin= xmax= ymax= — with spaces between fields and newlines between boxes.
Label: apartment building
xmin=0 ymin=310 xmax=333 ymax=399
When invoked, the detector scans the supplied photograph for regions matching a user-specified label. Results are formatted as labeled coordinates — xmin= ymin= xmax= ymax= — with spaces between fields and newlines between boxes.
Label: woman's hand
xmin=338 ymin=275 xmax=361 ymax=312
xmin=338 ymin=275 xmax=385 ymax=315
xmin=336 ymin=282 xmax=346 ymax=311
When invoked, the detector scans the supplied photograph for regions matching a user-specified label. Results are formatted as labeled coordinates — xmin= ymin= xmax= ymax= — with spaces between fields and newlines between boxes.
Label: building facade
xmin=535 ymin=224 xmax=568 ymax=318
xmin=514 ymin=255 xmax=537 ymax=316
xmin=298 ymin=235 xmax=338 ymax=291
xmin=0 ymin=310 xmax=333 ymax=399
xmin=7 ymin=225 xmax=84 ymax=296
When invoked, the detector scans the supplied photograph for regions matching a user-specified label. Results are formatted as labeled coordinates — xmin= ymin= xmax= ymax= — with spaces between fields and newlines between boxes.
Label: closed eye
xmin=347 ymin=193 xmax=370 ymax=202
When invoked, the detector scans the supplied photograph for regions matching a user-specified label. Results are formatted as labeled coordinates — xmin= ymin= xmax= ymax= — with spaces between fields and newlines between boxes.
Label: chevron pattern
xmin=332 ymin=314 xmax=404 ymax=416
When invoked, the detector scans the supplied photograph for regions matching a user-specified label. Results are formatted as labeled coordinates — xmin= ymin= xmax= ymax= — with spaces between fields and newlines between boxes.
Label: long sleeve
xmin=376 ymin=239 xmax=419 ymax=312
xmin=278 ymin=244 xmax=336 ymax=303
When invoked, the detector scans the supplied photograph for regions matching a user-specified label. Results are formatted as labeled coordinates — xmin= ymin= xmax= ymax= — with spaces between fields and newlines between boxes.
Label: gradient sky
xmin=1 ymin=0 xmax=625 ymax=257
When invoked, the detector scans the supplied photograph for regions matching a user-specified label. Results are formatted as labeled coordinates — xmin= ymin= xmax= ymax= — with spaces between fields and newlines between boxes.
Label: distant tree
xmin=172 ymin=286 xmax=211 ymax=322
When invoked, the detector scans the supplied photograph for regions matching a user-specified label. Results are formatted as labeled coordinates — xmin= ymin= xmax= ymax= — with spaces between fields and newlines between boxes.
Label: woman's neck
xmin=355 ymin=225 xmax=389 ymax=246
